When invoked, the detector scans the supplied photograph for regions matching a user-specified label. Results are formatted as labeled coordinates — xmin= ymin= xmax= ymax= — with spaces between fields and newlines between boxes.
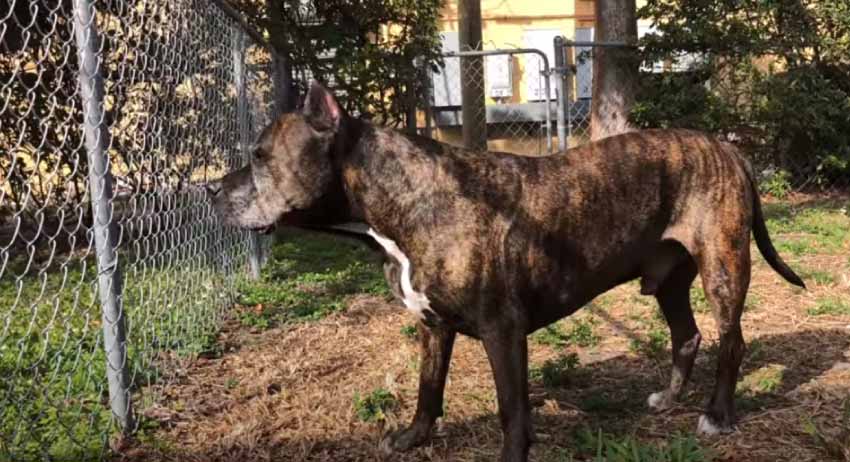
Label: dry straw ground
xmin=121 ymin=194 xmax=850 ymax=462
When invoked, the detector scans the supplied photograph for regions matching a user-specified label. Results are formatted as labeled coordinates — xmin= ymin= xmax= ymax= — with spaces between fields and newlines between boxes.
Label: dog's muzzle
xmin=203 ymin=179 xmax=275 ymax=234
xmin=204 ymin=180 xmax=222 ymax=198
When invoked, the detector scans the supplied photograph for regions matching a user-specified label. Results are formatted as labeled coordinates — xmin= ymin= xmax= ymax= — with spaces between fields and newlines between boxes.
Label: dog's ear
xmin=303 ymin=81 xmax=342 ymax=132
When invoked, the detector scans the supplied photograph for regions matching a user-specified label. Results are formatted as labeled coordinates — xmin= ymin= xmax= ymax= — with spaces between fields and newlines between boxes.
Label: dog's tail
xmin=749 ymin=175 xmax=806 ymax=289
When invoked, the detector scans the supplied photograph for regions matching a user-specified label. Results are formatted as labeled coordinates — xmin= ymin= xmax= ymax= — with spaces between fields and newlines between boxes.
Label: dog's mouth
xmin=250 ymin=224 xmax=275 ymax=235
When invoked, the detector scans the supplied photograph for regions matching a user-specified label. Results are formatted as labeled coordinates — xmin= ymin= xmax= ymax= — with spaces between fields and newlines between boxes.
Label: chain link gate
xmin=549 ymin=36 xmax=850 ymax=193
xmin=551 ymin=37 xmax=636 ymax=151
xmin=0 ymin=0 xmax=273 ymax=459
xmin=423 ymin=48 xmax=556 ymax=156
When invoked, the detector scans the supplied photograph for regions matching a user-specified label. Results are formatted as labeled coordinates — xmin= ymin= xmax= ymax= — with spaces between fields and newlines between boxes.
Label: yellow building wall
xmin=437 ymin=0 xmax=596 ymax=105
xmin=428 ymin=1 xmax=654 ymax=154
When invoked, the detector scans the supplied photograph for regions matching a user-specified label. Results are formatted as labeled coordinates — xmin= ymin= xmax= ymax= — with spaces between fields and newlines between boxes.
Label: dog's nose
xmin=204 ymin=180 xmax=222 ymax=197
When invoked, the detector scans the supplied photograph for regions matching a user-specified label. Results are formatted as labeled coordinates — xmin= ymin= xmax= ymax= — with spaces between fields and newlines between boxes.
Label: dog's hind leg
xmin=695 ymin=233 xmax=750 ymax=435
xmin=381 ymin=322 xmax=456 ymax=453
xmin=648 ymin=258 xmax=701 ymax=412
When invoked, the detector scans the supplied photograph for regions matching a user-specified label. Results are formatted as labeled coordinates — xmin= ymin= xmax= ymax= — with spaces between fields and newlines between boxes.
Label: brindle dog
xmin=209 ymin=82 xmax=805 ymax=462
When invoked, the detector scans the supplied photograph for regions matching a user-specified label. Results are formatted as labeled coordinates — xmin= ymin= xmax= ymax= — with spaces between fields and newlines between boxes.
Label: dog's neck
xmin=337 ymin=118 xmax=446 ymax=242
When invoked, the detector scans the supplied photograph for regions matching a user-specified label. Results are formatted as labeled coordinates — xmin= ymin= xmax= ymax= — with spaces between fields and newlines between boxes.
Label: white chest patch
xmin=367 ymin=228 xmax=434 ymax=320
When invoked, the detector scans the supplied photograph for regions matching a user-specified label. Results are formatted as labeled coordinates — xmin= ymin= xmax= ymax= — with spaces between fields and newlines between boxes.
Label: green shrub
xmin=400 ymin=324 xmax=418 ymax=340
xmin=635 ymin=0 xmax=850 ymax=186
xmin=353 ymin=388 xmax=397 ymax=422
xmin=761 ymin=169 xmax=793 ymax=199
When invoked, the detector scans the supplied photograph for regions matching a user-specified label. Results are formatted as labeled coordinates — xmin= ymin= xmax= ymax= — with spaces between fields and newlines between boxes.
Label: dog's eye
xmin=253 ymin=148 xmax=266 ymax=160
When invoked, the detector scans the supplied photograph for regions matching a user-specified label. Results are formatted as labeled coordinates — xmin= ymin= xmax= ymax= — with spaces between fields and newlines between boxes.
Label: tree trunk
xmin=458 ymin=0 xmax=487 ymax=150
xmin=267 ymin=0 xmax=295 ymax=115
xmin=591 ymin=0 xmax=638 ymax=142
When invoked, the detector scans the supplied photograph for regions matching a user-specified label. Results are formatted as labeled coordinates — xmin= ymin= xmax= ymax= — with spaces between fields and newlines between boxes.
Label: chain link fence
xmin=423 ymin=47 xmax=556 ymax=156
xmin=552 ymin=37 xmax=601 ymax=150
xmin=0 ymin=0 xmax=273 ymax=459
xmin=425 ymin=38 xmax=848 ymax=195
xmin=553 ymin=37 xmax=849 ymax=194
xmin=418 ymin=43 xmax=595 ymax=156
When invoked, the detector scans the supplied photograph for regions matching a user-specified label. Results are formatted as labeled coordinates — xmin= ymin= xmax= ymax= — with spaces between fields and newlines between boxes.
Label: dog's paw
xmin=380 ymin=426 xmax=430 ymax=454
xmin=647 ymin=391 xmax=672 ymax=412
xmin=697 ymin=414 xmax=735 ymax=436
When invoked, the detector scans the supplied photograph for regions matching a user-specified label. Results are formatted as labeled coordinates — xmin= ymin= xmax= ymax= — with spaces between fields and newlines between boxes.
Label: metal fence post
xmin=72 ymin=0 xmax=135 ymax=435
xmin=413 ymin=56 xmax=434 ymax=139
xmin=554 ymin=36 xmax=567 ymax=152
xmin=543 ymin=60 xmax=553 ymax=154
xmin=232 ymin=29 xmax=262 ymax=280
xmin=565 ymin=41 xmax=575 ymax=144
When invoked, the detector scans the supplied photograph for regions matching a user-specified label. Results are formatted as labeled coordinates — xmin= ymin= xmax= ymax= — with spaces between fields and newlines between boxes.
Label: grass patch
xmin=629 ymin=326 xmax=669 ymax=359
xmin=738 ymin=364 xmax=786 ymax=395
xmin=573 ymin=429 xmax=714 ymax=462
xmin=530 ymin=353 xmax=580 ymax=388
xmin=774 ymin=237 xmax=816 ymax=256
xmin=400 ymin=324 xmax=418 ymax=340
xmin=533 ymin=322 xmax=570 ymax=348
xmin=736 ymin=363 xmax=786 ymax=412
xmin=0 ymin=247 xmax=239 ymax=459
xmin=765 ymin=204 xmax=850 ymax=254
xmin=567 ymin=317 xmax=601 ymax=348
xmin=807 ymin=297 xmax=850 ymax=316
xmin=690 ymin=285 xmax=710 ymax=313
xmin=533 ymin=318 xmax=600 ymax=349
xmin=238 ymin=228 xmax=387 ymax=324
xmin=797 ymin=268 xmax=836 ymax=286
xmin=353 ymin=388 xmax=397 ymax=423
xmin=238 ymin=305 xmax=274 ymax=329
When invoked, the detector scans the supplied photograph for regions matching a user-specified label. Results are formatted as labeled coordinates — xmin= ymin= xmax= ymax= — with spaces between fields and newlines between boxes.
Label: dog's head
xmin=208 ymin=81 xmax=347 ymax=231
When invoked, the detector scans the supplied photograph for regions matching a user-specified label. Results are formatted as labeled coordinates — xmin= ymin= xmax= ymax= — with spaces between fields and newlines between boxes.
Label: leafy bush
xmin=760 ymin=169 xmax=793 ymax=199
xmin=635 ymin=0 xmax=850 ymax=187
xmin=240 ymin=0 xmax=443 ymax=128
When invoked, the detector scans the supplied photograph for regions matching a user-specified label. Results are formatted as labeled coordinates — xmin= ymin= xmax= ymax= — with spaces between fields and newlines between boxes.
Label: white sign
xmin=486 ymin=54 xmax=512 ymax=98
xmin=523 ymin=29 xmax=559 ymax=101
xmin=432 ymin=32 xmax=461 ymax=107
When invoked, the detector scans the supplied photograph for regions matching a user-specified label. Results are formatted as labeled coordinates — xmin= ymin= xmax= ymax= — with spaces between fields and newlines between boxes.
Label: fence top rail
xmin=557 ymin=39 xmax=635 ymax=48
xmin=442 ymin=48 xmax=551 ymax=74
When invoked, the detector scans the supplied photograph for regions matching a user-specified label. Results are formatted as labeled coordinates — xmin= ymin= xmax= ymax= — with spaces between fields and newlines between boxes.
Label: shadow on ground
xmin=118 ymin=324 xmax=850 ymax=462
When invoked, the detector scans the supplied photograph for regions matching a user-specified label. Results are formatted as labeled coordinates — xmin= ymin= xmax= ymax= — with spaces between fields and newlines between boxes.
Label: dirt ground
xmin=120 ymin=197 xmax=850 ymax=462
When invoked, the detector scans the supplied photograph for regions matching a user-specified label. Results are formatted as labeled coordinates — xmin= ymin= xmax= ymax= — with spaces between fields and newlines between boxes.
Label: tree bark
xmin=267 ymin=0 xmax=295 ymax=115
xmin=458 ymin=0 xmax=487 ymax=150
xmin=591 ymin=0 xmax=638 ymax=142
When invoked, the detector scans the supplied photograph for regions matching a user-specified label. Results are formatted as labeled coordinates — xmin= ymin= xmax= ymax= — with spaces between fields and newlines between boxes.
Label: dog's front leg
xmin=483 ymin=325 xmax=533 ymax=462
xmin=381 ymin=322 xmax=456 ymax=453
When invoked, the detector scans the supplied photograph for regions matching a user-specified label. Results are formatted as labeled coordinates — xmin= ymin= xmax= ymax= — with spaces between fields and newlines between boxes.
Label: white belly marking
xmin=367 ymin=228 xmax=433 ymax=320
